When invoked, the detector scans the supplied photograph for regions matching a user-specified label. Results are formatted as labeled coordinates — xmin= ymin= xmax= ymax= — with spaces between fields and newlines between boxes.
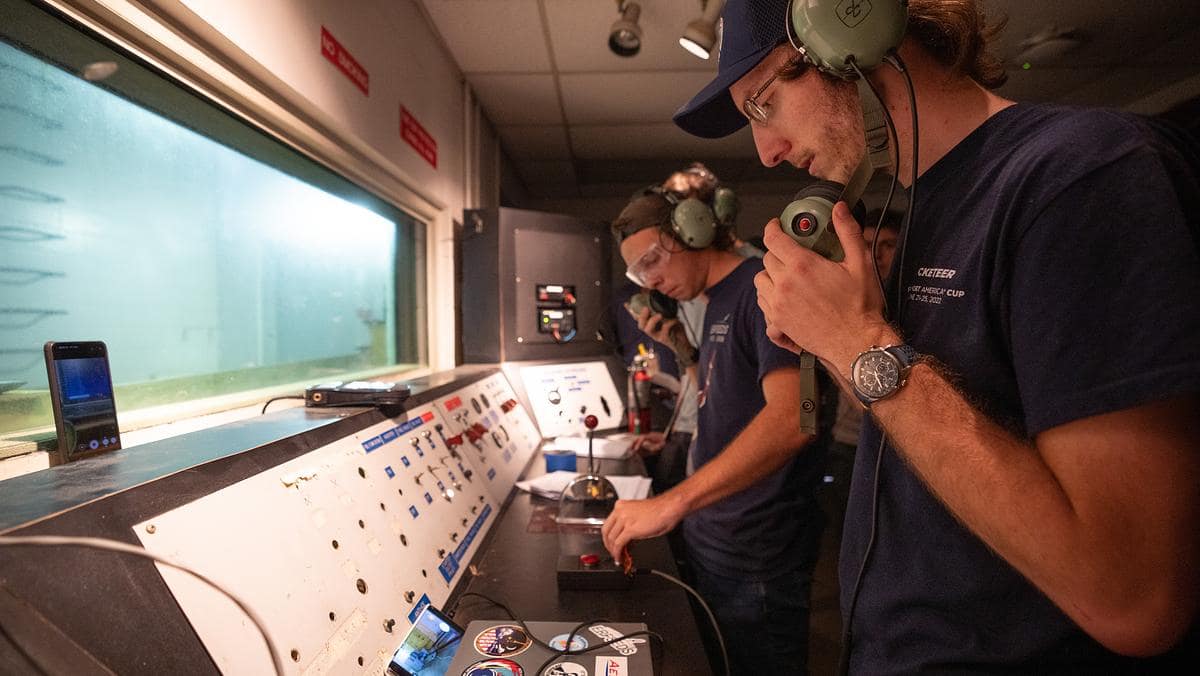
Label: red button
xmin=580 ymin=553 xmax=600 ymax=567
xmin=798 ymin=217 xmax=814 ymax=233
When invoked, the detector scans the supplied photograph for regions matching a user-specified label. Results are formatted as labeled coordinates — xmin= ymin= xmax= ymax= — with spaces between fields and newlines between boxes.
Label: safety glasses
xmin=625 ymin=241 xmax=671 ymax=287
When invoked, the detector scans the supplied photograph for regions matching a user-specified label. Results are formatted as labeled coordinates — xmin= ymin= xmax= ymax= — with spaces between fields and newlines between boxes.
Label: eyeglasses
xmin=625 ymin=241 xmax=671 ymax=287
xmin=742 ymin=70 xmax=779 ymax=125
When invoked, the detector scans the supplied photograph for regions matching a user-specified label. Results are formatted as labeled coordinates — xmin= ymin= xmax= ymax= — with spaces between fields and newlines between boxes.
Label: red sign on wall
xmin=401 ymin=106 xmax=438 ymax=168
xmin=320 ymin=26 xmax=369 ymax=96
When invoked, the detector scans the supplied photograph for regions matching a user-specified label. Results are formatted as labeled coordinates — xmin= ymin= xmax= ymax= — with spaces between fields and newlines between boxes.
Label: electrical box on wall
xmin=460 ymin=208 xmax=611 ymax=363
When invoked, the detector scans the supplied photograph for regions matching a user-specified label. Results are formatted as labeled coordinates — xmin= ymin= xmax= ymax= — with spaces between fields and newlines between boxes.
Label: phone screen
xmin=386 ymin=606 xmax=464 ymax=676
xmin=46 ymin=342 xmax=120 ymax=458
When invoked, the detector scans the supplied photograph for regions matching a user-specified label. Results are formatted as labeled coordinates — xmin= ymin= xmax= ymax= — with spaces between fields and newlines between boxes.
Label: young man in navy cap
xmin=602 ymin=189 xmax=826 ymax=674
xmin=674 ymin=0 xmax=1199 ymax=672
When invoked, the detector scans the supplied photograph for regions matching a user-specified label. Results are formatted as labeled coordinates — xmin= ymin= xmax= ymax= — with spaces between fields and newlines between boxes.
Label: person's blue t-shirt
xmin=842 ymin=104 xmax=1200 ymax=672
xmin=681 ymin=257 xmax=825 ymax=580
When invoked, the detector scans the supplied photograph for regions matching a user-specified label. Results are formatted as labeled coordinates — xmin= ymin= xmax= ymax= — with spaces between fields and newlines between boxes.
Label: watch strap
xmin=885 ymin=344 xmax=917 ymax=368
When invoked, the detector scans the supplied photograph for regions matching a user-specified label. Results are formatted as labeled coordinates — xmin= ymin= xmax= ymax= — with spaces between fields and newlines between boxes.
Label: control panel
xmin=133 ymin=372 xmax=541 ymax=675
xmin=432 ymin=372 xmax=541 ymax=504
xmin=518 ymin=361 xmax=623 ymax=437
xmin=535 ymin=283 xmax=577 ymax=341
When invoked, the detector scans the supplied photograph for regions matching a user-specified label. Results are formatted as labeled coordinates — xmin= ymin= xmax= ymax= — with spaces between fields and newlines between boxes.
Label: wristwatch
xmin=851 ymin=344 xmax=918 ymax=406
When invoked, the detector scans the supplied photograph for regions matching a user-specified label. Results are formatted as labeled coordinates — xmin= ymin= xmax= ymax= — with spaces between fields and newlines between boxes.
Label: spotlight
xmin=608 ymin=1 xmax=643 ymax=58
xmin=679 ymin=0 xmax=724 ymax=60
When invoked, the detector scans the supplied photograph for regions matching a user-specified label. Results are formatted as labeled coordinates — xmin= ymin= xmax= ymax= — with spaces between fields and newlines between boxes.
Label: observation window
xmin=0 ymin=2 xmax=426 ymax=443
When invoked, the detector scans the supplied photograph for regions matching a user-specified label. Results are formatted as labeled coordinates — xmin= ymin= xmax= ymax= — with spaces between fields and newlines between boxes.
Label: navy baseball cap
xmin=673 ymin=0 xmax=791 ymax=139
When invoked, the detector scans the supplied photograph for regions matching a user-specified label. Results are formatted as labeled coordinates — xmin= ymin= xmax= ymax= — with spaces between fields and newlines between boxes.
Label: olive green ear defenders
xmin=646 ymin=185 xmax=740 ymax=250
xmin=786 ymin=0 xmax=907 ymax=79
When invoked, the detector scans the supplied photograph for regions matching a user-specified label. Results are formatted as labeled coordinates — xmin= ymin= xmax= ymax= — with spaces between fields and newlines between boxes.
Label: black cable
xmin=0 ymin=536 xmax=284 ymax=674
xmin=837 ymin=433 xmax=887 ymax=676
xmin=260 ymin=395 xmax=303 ymax=414
xmin=0 ymin=616 xmax=50 ymax=676
xmin=849 ymin=58 xmax=901 ymax=319
xmin=838 ymin=50 xmax=919 ymax=676
xmin=887 ymin=51 xmax=919 ymax=319
xmin=643 ymin=568 xmax=728 ymax=676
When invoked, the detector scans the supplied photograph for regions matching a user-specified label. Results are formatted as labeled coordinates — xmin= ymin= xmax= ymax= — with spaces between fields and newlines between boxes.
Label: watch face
xmin=853 ymin=350 xmax=901 ymax=399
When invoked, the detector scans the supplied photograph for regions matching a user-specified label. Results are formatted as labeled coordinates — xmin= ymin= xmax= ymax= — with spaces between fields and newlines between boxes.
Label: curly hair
xmin=778 ymin=0 xmax=1008 ymax=89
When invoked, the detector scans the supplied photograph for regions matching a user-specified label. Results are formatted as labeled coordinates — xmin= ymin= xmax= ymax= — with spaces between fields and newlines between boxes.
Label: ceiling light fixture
xmin=680 ymin=0 xmax=725 ymax=60
xmin=608 ymin=1 xmax=643 ymax=58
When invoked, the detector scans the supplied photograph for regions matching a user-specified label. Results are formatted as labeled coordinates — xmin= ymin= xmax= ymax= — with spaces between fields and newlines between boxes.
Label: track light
xmin=680 ymin=0 xmax=724 ymax=60
xmin=608 ymin=1 xmax=643 ymax=58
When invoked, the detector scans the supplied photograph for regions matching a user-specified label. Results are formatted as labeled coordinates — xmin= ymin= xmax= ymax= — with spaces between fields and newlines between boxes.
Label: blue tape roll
xmin=544 ymin=450 xmax=577 ymax=473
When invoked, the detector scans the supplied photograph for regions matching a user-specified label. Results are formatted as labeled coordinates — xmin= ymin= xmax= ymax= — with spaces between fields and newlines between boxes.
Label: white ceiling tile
xmin=470 ymin=73 xmax=562 ymax=124
xmin=560 ymin=71 xmax=717 ymax=125
xmin=422 ymin=0 xmax=552 ymax=72
xmin=496 ymin=125 xmax=571 ymax=159
xmin=543 ymin=0 xmax=722 ymax=73
xmin=570 ymin=123 xmax=756 ymax=160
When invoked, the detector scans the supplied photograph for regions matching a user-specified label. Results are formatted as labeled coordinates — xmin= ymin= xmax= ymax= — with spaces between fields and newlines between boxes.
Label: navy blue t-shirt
xmin=681 ymin=257 xmax=825 ymax=580
xmin=842 ymin=104 xmax=1200 ymax=672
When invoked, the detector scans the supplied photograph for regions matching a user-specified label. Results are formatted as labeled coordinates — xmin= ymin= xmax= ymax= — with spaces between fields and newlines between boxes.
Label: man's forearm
xmin=869 ymin=363 xmax=1077 ymax=580
xmin=665 ymin=402 xmax=811 ymax=515
xmin=864 ymin=359 xmax=1200 ymax=653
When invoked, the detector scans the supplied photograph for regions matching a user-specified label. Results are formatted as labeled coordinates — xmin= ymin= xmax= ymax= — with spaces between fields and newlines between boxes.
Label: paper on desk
xmin=516 ymin=471 xmax=652 ymax=501
xmin=543 ymin=435 xmax=634 ymax=459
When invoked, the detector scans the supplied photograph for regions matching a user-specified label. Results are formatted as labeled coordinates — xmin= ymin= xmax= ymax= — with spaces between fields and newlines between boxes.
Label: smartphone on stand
xmin=386 ymin=605 xmax=465 ymax=676
xmin=43 ymin=341 xmax=121 ymax=465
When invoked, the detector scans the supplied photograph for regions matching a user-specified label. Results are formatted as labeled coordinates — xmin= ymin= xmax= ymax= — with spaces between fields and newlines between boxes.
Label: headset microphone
xmin=627 ymin=289 xmax=678 ymax=320
xmin=779 ymin=152 xmax=875 ymax=261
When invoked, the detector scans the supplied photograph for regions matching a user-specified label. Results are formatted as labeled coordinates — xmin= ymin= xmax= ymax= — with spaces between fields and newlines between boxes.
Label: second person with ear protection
xmin=604 ymin=162 xmax=829 ymax=673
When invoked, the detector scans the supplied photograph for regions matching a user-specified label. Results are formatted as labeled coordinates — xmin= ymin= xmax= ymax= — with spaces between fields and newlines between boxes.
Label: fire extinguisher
xmin=627 ymin=350 xmax=653 ymax=434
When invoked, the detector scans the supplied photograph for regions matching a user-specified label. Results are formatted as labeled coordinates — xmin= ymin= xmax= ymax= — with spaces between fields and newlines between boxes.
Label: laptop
xmin=444 ymin=620 xmax=655 ymax=676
